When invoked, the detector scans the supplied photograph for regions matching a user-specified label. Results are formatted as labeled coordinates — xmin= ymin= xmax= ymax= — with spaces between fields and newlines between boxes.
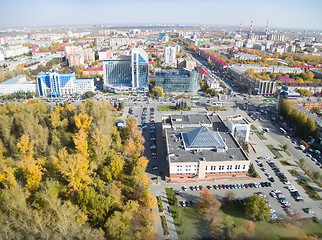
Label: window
xmin=206 ymin=166 xmax=208 ymax=171
xmin=243 ymin=165 xmax=246 ymax=169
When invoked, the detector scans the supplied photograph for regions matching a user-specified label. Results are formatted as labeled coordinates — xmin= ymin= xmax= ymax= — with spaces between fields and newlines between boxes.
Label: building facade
xmin=164 ymin=46 xmax=176 ymax=66
xmin=155 ymin=68 xmax=200 ymax=93
xmin=37 ymin=70 xmax=94 ymax=97
xmin=103 ymin=48 xmax=149 ymax=94
xmin=0 ymin=75 xmax=37 ymax=95
xmin=226 ymin=115 xmax=251 ymax=143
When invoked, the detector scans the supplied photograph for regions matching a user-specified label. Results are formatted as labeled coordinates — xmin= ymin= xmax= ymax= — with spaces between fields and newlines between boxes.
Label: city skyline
xmin=1 ymin=0 xmax=322 ymax=30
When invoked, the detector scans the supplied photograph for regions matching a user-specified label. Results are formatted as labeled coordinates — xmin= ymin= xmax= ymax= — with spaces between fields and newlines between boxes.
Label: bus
xmin=300 ymin=140 xmax=309 ymax=149
xmin=280 ymin=127 xmax=287 ymax=135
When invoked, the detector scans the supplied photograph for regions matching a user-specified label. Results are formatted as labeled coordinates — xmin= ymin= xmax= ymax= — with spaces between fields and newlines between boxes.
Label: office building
xmin=226 ymin=115 xmax=251 ymax=143
xmin=162 ymin=114 xmax=250 ymax=182
xmin=155 ymin=68 xmax=200 ymax=93
xmin=131 ymin=48 xmax=149 ymax=92
xmin=37 ymin=70 xmax=94 ymax=97
xmin=0 ymin=75 xmax=37 ymax=95
xmin=103 ymin=48 xmax=149 ymax=94
xmin=164 ymin=46 xmax=176 ymax=66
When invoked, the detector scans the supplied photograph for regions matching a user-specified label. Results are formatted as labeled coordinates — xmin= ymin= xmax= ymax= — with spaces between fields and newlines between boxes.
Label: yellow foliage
xmin=0 ymin=162 xmax=17 ymax=189
xmin=17 ymin=134 xmax=35 ymax=160
xmin=74 ymin=113 xmax=92 ymax=131
xmin=57 ymin=153 xmax=92 ymax=192
xmin=19 ymin=157 xmax=43 ymax=192
xmin=73 ymin=130 xmax=89 ymax=158
xmin=50 ymin=112 xmax=60 ymax=128
xmin=110 ymin=154 xmax=124 ymax=179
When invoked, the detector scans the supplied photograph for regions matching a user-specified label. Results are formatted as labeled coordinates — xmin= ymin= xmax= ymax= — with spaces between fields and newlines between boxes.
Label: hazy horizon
xmin=1 ymin=0 xmax=321 ymax=31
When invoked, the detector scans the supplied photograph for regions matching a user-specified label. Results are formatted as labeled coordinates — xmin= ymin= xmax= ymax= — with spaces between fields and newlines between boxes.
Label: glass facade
xmin=104 ymin=58 xmax=132 ymax=87
xmin=155 ymin=69 xmax=200 ymax=93
xmin=132 ymin=49 xmax=149 ymax=91
xmin=103 ymin=48 xmax=149 ymax=93
xmin=37 ymin=70 xmax=94 ymax=96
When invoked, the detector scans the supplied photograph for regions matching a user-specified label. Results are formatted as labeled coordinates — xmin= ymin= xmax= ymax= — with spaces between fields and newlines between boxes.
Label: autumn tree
xmin=17 ymin=135 xmax=43 ymax=192
xmin=149 ymin=86 xmax=164 ymax=98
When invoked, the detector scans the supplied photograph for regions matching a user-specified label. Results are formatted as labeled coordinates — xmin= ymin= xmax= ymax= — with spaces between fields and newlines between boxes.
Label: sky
xmin=1 ymin=0 xmax=322 ymax=30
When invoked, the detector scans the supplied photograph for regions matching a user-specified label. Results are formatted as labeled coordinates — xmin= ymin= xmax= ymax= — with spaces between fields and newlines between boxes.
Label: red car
xmin=222 ymin=184 xmax=226 ymax=189
xmin=283 ymin=205 xmax=291 ymax=209
xmin=199 ymin=185 xmax=203 ymax=190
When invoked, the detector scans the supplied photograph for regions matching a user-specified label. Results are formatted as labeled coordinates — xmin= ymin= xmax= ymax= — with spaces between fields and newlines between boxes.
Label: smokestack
xmin=265 ymin=21 xmax=269 ymax=38
xmin=250 ymin=20 xmax=253 ymax=34
xmin=239 ymin=23 xmax=242 ymax=35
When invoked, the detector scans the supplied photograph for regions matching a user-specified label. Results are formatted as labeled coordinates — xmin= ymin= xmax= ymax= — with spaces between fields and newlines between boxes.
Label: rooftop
xmin=182 ymin=126 xmax=227 ymax=150
xmin=166 ymin=127 xmax=247 ymax=163
xmin=0 ymin=75 xmax=31 ymax=85
xmin=165 ymin=114 xmax=248 ymax=163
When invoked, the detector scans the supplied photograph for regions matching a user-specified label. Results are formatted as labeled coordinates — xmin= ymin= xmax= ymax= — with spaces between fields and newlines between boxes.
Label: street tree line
xmin=280 ymin=99 xmax=317 ymax=139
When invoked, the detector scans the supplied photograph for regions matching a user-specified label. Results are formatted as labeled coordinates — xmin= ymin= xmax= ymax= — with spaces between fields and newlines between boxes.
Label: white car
xmin=283 ymin=181 xmax=291 ymax=185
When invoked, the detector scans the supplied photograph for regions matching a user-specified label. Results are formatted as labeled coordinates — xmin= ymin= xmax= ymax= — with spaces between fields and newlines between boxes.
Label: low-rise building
xmin=162 ymin=114 xmax=250 ymax=182
xmin=226 ymin=115 xmax=251 ymax=143
xmin=0 ymin=75 xmax=37 ymax=95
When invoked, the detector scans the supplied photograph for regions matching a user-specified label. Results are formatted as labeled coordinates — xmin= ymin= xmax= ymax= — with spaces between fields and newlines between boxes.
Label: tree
xmin=300 ymin=158 xmax=306 ymax=167
xmin=149 ymin=86 xmax=164 ymax=98
xmin=198 ymin=189 xmax=222 ymax=222
xmin=282 ymin=144 xmax=288 ymax=151
xmin=118 ymin=101 xmax=125 ymax=110
xmin=84 ymin=91 xmax=94 ymax=98
xmin=245 ymin=194 xmax=270 ymax=221
xmin=224 ymin=191 xmax=236 ymax=204
xmin=304 ymin=117 xmax=317 ymax=138
xmin=313 ymin=171 xmax=321 ymax=182
xmin=248 ymin=163 xmax=258 ymax=178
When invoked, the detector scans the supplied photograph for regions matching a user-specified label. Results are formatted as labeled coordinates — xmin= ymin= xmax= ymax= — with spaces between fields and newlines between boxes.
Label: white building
xmin=0 ymin=75 xmax=37 ymax=95
xmin=37 ymin=70 xmax=94 ymax=97
xmin=164 ymin=46 xmax=176 ymax=66
xmin=226 ymin=115 xmax=250 ymax=143
xmin=1 ymin=44 xmax=29 ymax=58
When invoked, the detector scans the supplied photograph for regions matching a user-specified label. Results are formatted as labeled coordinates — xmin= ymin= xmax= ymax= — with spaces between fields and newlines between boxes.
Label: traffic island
xmin=160 ymin=216 xmax=169 ymax=235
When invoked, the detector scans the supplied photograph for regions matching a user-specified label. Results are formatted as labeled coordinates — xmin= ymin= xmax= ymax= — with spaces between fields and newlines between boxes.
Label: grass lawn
xmin=295 ymin=161 xmax=322 ymax=188
xmin=168 ymin=201 xmax=322 ymax=240
xmin=266 ymin=145 xmax=283 ymax=158
xmin=280 ymin=160 xmax=291 ymax=166
xmin=205 ymin=106 xmax=226 ymax=111
xmin=254 ymin=131 xmax=267 ymax=140
xmin=278 ymin=144 xmax=292 ymax=157
xmin=288 ymin=169 xmax=300 ymax=177
xmin=297 ymin=179 xmax=322 ymax=201
xmin=157 ymin=105 xmax=191 ymax=111
xmin=251 ymin=125 xmax=257 ymax=131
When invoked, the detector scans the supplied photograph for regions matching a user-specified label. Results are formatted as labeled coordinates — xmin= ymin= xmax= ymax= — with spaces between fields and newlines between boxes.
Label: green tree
xmin=282 ymin=144 xmax=288 ymax=151
xmin=245 ymin=194 xmax=270 ymax=221
xmin=149 ymin=86 xmax=164 ymax=98
xmin=84 ymin=91 xmax=94 ymax=98
xmin=313 ymin=171 xmax=321 ymax=182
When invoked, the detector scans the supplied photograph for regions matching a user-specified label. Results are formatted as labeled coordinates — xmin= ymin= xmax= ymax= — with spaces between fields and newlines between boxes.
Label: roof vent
xmin=229 ymin=155 xmax=235 ymax=159
xmin=200 ymin=157 xmax=206 ymax=161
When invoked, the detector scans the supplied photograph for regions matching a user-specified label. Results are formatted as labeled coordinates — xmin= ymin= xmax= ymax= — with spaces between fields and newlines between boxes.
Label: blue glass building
xmin=103 ymin=48 xmax=149 ymax=94
xmin=37 ymin=70 xmax=94 ymax=97
xmin=155 ymin=69 xmax=200 ymax=93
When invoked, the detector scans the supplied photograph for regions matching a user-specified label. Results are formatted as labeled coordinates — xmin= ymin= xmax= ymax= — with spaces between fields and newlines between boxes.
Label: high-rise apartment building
xmin=164 ymin=46 xmax=176 ymax=66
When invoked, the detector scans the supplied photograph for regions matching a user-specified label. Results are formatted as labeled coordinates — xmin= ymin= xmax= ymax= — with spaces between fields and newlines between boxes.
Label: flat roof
xmin=0 ymin=75 xmax=27 ymax=85
xmin=170 ymin=114 xmax=212 ymax=126
xmin=167 ymin=127 xmax=248 ymax=163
